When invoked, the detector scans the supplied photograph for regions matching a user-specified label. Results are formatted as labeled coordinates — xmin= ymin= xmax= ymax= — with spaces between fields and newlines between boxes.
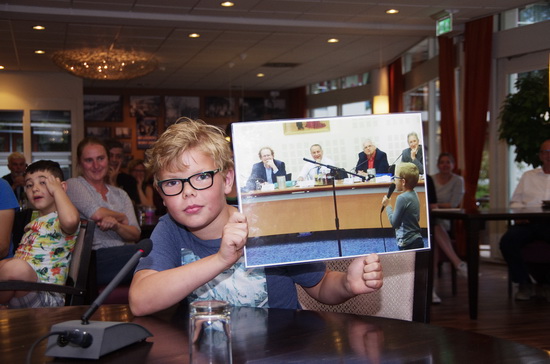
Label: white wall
xmin=0 ymin=71 xmax=84 ymax=174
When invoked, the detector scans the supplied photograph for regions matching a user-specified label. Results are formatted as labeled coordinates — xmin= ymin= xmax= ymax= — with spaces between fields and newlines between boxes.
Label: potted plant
xmin=498 ymin=70 xmax=550 ymax=167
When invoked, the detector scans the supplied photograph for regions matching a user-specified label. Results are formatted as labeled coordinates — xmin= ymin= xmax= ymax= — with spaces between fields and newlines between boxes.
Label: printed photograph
xmin=232 ymin=113 xmax=429 ymax=268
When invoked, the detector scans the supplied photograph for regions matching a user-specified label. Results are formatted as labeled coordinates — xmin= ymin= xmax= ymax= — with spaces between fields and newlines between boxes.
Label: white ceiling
xmin=0 ymin=0 xmax=537 ymax=91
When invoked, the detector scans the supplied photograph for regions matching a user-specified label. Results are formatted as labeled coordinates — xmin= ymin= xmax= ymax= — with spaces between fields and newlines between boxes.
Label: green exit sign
xmin=436 ymin=14 xmax=453 ymax=36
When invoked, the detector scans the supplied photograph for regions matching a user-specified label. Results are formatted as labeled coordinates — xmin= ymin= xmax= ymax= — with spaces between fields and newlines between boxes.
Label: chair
xmin=0 ymin=219 xmax=96 ymax=306
xmin=296 ymin=250 xmax=431 ymax=323
xmin=508 ymin=239 xmax=550 ymax=297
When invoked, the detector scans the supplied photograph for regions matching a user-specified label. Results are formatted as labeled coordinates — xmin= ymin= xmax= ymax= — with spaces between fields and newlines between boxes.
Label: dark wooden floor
xmin=429 ymin=260 xmax=550 ymax=353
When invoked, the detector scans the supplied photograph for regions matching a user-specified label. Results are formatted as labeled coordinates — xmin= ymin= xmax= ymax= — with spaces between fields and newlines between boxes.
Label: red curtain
xmin=438 ymin=36 xmax=459 ymax=168
xmin=287 ymin=86 xmax=307 ymax=119
xmin=462 ymin=16 xmax=493 ymax=209
xmin=388 ymin=58 xmax=404 ymax=113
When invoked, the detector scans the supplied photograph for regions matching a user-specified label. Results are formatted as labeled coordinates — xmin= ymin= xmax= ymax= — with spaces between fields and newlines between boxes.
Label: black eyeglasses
xmin=157 ymin=169 xmax=220 ymax=196
xmin=392 ymin=176 xmax=404 ymax=181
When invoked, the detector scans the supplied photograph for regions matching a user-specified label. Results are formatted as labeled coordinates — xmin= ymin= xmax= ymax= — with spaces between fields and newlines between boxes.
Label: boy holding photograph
xmin=381 ymin=162 xmax=424 ymax=250
xmin=129 ymin=118 xmax=383 ymax=316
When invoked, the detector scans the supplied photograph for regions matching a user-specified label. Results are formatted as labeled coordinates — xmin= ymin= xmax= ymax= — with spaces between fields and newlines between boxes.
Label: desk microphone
xmin=381 ymin=183 xmax=396 ymax=213
xmin=45 ymin=239 xmax=154 ymax=360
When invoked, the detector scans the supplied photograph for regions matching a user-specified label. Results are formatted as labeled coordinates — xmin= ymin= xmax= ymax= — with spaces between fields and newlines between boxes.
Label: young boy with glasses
xmin=129 ymin=118 xmax=383 ymax=316
xmin=381 ymin=162 xmax=424 ymax=250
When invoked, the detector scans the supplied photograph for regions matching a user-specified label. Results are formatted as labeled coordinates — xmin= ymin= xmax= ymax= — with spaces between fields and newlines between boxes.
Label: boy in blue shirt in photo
xmin=382 ymin=162 xmax=424 ymax=251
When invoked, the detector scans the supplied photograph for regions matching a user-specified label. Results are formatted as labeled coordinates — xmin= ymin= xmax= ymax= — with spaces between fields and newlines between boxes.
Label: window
xmin=0 ymin=110 xmax=24 ymax=176
xmin=340 ymin=73 xmax=369 ymax=89
xmin=342 ymin=101 xmax=372 ymax=116
xmin=30 ymin=110 xmax=73 ymax=179
xmin=310 ymin=106 xmax=337 ymax=118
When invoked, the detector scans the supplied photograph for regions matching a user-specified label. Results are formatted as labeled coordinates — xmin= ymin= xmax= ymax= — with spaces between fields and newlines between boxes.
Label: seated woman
xmin=430 ymin=152 xmax=467 ymax=303
xmin=128 ymin=159 xmax=154 ymax=208
xmin=66 ymin=137 xmax=141 ymax=286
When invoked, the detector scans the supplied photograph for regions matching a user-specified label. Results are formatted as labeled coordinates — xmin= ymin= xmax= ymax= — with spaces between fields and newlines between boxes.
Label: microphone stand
xmin=303 ymin=158 xmax=371 ymax=257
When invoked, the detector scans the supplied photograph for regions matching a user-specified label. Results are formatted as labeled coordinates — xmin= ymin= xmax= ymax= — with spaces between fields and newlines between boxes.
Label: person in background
xmin=246 ymin=147 xmax=287 ymax=189
xmin=298 ymin=144 xmax=335 ymax=181
xmin=105 ymin=139 xmax=139 ymax=205
xmin=0 ymin=179 xmax=18 ymax=259
xmin=355 ymin=139 xmax=389 ymax=176
xmin=401 ymin=132 xmax=424 ymax=175
xmin=429 ymin=154 xmax=467 ymax=304
xmin=129 ymin=118 xmax=383 ymax=316
xmin=431 ymin=152 xmax=467 ymax=277
xmin=128 ymin=159 xmax=154 ymax=208
xmin=500 ymin=138 xmax=550 ymax=301
xmin=0 ymin=160 xmax=80 ymax=308
xmin=381 ymin=162 xmax=423 ymax=251
xmin=2 ymin=152 xmax=27 ymax=203
xmin=67 ymin=137 xmax=141 ymax=286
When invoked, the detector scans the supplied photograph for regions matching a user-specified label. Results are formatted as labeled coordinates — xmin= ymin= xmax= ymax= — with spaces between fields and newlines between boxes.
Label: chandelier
xmin=52 ymin=48 xmax=158 ymax=80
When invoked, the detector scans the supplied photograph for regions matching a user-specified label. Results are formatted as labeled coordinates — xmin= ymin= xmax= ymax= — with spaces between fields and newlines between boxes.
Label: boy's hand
xmin=218 ymin=211 xmax=248 ymax=268
xmin=346 ymin=254 xmax=383 ymax=295
xmin=381 ymin=196 xmax=390 ymax=208
xmin=44 ymin=175 xmax=64 ymax=197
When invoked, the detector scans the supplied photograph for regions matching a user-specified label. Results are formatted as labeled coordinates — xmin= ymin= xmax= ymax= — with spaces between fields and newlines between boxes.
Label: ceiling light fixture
xmin=34 ymin=50 xmax=45 ymax=54
xmin=188 ymin=33 xmax=200 ymax=38
xmin=327 ymin=38 xmax=339 ymax=43
xmin=52 ymin=47 xmax=158 ymax=80
xmin=256 ymin=73 xmax=265 ymax=78
xmin=221 ymin=1 xmax=234 ymax=7
xmin=0 ymin=65 xmax=5 ymax=70
xmin=386 ymin=9 xmax=399 ymax=14
xmin=33 ymin=25 xmax=45 ymax=30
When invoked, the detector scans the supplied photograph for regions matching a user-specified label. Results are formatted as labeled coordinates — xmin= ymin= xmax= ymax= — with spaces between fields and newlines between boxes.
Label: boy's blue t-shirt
xmin=385 ymin=190 xmax=422 ymax=248
xmin=135 ymin=214 xmax=326 ymax=309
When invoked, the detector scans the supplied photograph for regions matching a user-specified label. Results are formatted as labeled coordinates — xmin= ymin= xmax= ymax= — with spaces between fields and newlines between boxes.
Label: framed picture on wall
xmin=83 ymin=95 xmax=123 ymax=122
xmin=130 ymin=95 xmax=161 ymax=118
xmin=232 ymin=113 xmax=429 ymax=268
xmin=204 ymin=97 xmax=235 ymax=118
xmin=165 ymin=96 xmax=200 ymax=126
xmin=85 ymin=126 xmax=111 ymax=139
xmin=136 ymin=116 xmax=158 ymax=149
xmin=115 ymin=127 xmax=131 ymax=139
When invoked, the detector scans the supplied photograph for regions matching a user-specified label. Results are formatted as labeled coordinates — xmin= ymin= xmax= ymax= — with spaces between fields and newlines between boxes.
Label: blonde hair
xmin=145 ymin=118 xmax=233 ymax=184
xmin=397 ymin=162 xmax=419 ymax=189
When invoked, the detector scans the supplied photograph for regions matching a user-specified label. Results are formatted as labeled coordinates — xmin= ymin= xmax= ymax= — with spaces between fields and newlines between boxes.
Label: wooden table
xmin=241 ymin=180 xmax=427 ymax=237
xmin=1 ymin=304 xmax=547 ymax=363
xmin=430 ymin=207 xmax=550 ymax=320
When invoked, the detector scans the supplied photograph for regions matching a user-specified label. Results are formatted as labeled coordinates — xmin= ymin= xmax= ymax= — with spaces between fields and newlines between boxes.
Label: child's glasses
xmin=157 ymin=169 xmax=220 ymax=196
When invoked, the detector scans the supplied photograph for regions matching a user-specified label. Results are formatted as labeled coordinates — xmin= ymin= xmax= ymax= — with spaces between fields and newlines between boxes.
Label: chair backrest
xmin=296 ymin=250 xmax=431 ymax=323
xmin=65 ymin=219 xmax=95 ymax=305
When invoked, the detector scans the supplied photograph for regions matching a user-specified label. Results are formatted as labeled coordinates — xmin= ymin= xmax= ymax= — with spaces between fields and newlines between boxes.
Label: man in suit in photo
xmin=246 ymin=147 xmax=287 ymax=190
xmin=355 ymin=138 xmax=389 ymax=176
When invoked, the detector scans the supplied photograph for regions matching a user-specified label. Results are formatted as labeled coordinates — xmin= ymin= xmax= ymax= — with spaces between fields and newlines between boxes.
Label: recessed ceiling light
xmin=0 ymin=65 xmax=5 ymax=70
xmin=327 ymin=38 xmax=339 ymax=43
xmin=34 ymin=50 xmax=45 ymax=54
xmin=256 ymin=73 xmax=265 ymax=78
xmin=221 ymin=1 xmax=234 ymax=7
xmin=33 ymin=25 xmax=45 ymax=30
xmin=188 ymin=33 xmax=200 ymax=38
xmin=386 ymin=9 xmax=399 ymax=14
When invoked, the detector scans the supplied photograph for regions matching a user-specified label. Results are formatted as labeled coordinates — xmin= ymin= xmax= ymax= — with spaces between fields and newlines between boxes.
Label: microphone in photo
xmin=388 ymin=152 xmax=403 ymax=175
xmin=45 ymin=239 xmax=154 ymax=360
xmin=381 ymin=183 xmax=396 ymax=213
